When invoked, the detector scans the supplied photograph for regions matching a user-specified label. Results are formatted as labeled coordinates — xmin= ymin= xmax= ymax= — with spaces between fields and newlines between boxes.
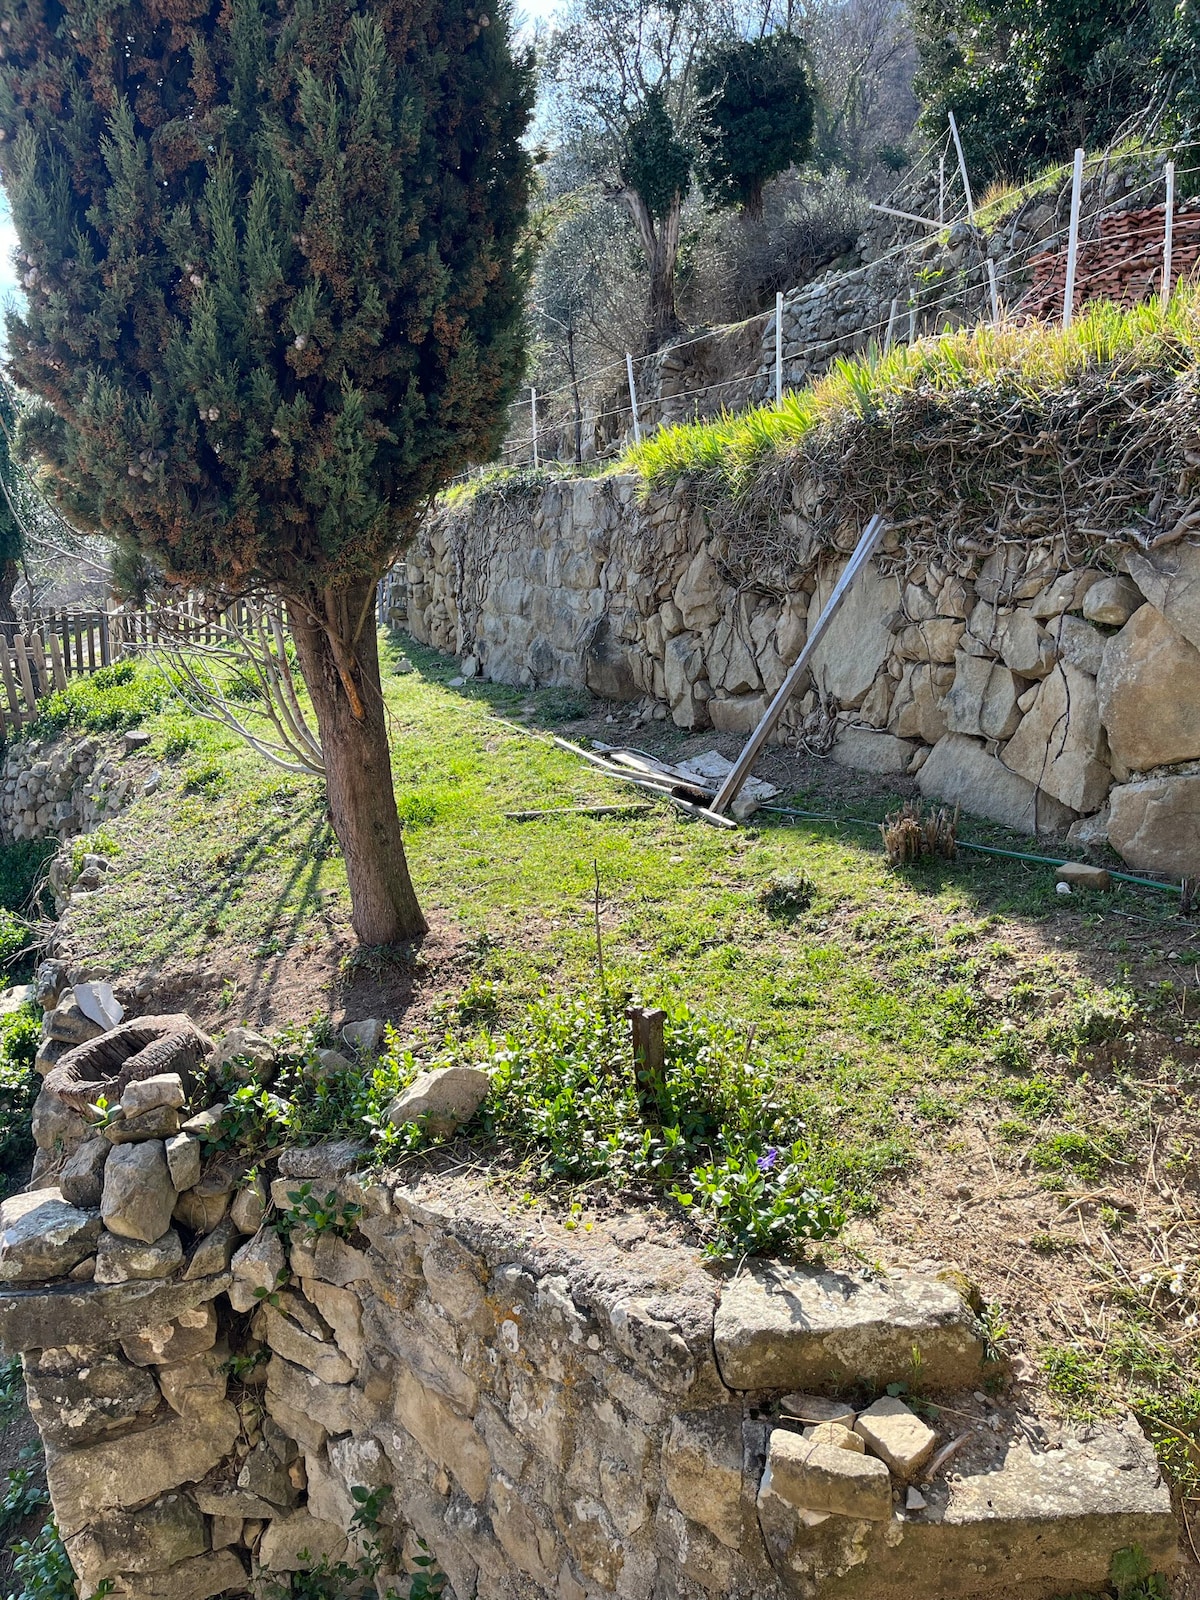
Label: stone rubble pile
xmin=408 ymin=474 xmax=1200 ymax=874
xmin=0 ymin=734 xmax=145 ymax=844
xmin=0 ymin=996 xmax=1182 ymax=1600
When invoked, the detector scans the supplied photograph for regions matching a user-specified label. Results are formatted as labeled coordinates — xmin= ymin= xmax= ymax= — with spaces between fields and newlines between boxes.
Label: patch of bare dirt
xmin=118 ymin=911 xmax=470 ymax=1037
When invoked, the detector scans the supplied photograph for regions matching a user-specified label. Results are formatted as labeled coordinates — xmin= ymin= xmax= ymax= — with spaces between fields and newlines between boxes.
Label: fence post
xmin=986 ymin=257 xmax=1000 ymax=324
xmin=530 ymin=387 xmax=539 ymax=468
xmin=947 ymin=111 xmax=974 ymax=221
xmin=1163 ymin=158 xmax=1175 ymax=299
xmin=625 ymin=353 xmax=642 ymax=446
xmin=883 ymin=297 xmax=898 ymax=351
xmin=1063 ymin=147 xmax=1084 ymax=329
xmin=908 ymin=299 xmax=917 ymax=343
xmin=938 ymin=154 xmax=945 ymax=226
xmin=775 ymin=291 xmax=784 ymax=405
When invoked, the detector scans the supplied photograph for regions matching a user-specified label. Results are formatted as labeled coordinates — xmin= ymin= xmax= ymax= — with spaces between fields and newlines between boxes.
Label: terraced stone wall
xmin=402 ymin=478 xmax=1200 ymax=875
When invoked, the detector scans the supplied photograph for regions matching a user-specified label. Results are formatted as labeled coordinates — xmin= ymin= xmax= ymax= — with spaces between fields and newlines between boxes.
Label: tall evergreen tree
xmin=0 ymin=0 xmax=535 ymax=944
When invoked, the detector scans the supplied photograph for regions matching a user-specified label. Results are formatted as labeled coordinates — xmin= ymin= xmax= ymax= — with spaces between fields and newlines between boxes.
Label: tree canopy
xmin=1 ymin=0 xmax=535 ymax=600
xmin=696 ymin=32 xmax=815 ymax=217
xmin=910 ymin=0 xmax=1176 ymax=184
xmin=0 ymin=0 xmax=535 ymax=943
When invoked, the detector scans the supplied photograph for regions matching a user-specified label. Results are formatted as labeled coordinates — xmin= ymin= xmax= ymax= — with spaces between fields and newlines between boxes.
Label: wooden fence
xmin=0 ymin=598 xmax=264 ymax=738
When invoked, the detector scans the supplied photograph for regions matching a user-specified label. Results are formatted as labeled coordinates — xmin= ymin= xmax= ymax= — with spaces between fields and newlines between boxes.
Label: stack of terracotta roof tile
xmin=1020 ymin=205 xmax=1200 ymax=320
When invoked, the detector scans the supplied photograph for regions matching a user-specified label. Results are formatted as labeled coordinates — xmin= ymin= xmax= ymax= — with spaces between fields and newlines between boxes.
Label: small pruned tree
xmin=543 ymin=0 xmax=716 ymax=350
xmin=1 ymin=0 xmax=535 ymax=945
xmin=695 ymin=32 xmax=815 ymax=219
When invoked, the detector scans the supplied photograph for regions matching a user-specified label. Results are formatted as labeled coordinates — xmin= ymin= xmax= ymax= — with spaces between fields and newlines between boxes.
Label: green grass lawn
xmin=17 ymin=636 xmax=1200 ymax=1507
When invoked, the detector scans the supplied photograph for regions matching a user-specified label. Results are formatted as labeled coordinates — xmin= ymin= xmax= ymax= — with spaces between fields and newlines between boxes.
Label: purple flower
xmin=757 ymin=1147 xmax=779 ymax=1173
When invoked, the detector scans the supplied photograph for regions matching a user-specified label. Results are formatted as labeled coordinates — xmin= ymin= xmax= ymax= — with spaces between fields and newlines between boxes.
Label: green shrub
xmin=5 ymin=1519 xmax=104 ymax=1600
xmin=33 ymin=662 xmax=167 ymax=736
xmin=0 ymin=836 xmax=56 ymax=919
xmin=0 ymin=1005 xmax=42 ymax=1200
xmin=0 ymin=908 xmax=31 ymax=971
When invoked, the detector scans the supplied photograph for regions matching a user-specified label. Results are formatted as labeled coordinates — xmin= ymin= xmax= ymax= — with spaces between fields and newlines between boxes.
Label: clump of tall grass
xmin=624 ymin=288 xmax=1200 ymax=496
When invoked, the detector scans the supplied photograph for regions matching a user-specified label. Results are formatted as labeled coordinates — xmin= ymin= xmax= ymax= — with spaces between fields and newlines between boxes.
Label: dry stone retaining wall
xmin=402 ymin=477 xmax=1200 ymax=875
xmin=0 ymin=985 xmax=1182 ymax=1600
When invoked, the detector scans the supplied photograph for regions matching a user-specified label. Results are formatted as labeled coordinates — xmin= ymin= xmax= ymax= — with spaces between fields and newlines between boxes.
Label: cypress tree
xmin=0 ymin=0 xmax=534 ymax=943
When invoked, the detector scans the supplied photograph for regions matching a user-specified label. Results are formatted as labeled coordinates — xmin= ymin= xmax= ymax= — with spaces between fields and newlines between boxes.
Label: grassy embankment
xmin=0 ymin=296 xmax=1197 ymax=1542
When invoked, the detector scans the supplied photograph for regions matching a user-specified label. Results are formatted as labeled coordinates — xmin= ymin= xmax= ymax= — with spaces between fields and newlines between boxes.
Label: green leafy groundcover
xmin=210 ymin=997 xmax=854 ymax=1259
xmin=0 ymin=1005 xmax=42 ymax=1201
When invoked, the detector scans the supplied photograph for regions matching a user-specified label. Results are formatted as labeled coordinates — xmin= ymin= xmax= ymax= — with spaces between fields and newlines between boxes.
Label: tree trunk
xmin=289 ymin=580 xmax=428 ymax=945
xmin=621 ymin=188 xmax=683 ymax=352
xmin=0 ymin=561 xmax=17 ymax=647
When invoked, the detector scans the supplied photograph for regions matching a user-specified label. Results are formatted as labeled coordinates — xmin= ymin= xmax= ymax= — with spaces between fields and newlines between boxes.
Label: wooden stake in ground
xmin=708 ymin=513 xmax=887 ymax=817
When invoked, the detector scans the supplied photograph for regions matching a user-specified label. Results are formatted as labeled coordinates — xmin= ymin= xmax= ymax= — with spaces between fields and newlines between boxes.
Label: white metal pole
xmin=908 ymin=300 xmax=917 ymax=343
xmin=986 ymin=257 xmax=1000 ymax=324
xmin=947 ymin=112 xmax=974 ymax=221
xmin=625 ymin=353 xmax=642 ymax=446
xmin=938 ymin=155 xmax=945 ymax=227
xmin=530 ymin=387 xmax=539 ymax=468
xmin=775 ymin=291 xmax=784 ymax=405
xmin=884 ymin=297 xmax=898 ymax=351
xmin=1163 ymin=158 xmax=1176 ymax=300
xmin=1063 ymin=147 xmax=1084 ymax=328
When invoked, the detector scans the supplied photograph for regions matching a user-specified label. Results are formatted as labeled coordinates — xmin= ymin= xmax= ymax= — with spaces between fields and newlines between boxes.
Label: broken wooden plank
xmin=504 ymin=804 xmax=654 ymax=821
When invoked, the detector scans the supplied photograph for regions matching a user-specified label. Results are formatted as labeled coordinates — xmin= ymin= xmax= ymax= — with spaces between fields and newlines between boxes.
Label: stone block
xmin=277 ymin=1139 xmax=367 ymax=1180
xmin=762 ymin=1429 xmax=891 ymax=1520
xmin=1127 ymin=539 xmax=1200 ymax=651
xmin=121 ymin=1300 xmax=218 ymax=1366
xmin=830 ymin=727 xmax=916 ymax=773
xmin=105 ymin=1549 xmax=249 ymax=1600
xmin=714 ymin=1263 xmax=987 ymax=1393
xmin=853 ymin=1396 xmax=937 ymax=1479
xmin=230 ymin=1227 xmax=286 ymax=1309
xmin=102 ymin=1141 xmax=176 ymax=1244
xmin=261 ymin=1305 xmax=356 ymax=1384
xmin=889 ymin=662 xmax=949 ymax=744
xmin=895 ymin=619 xmax=965 ymax=664
xmin=808 ymin=559 xmax=899 ymax=707
xmin=46 ymin=1401 xmax=240 ymax=1537
xmin=258 ymin=1509 xmax=348 ymax=1573
xmin=918 ymin=734 xmax=1075 ymax=835
xmin=0 ymin=1188 xmax=100 ymax=1282
xmin=342 ymin=1018 xmax=386 ymax=1053
xmin=421 ymin=1236 xmax=487 ymax=1327
xmin=757 ymin=1420 xmax=1177 ymax=1600
xmin=95 ymin=1228 xmax=183 ymax=1283
xmin=1098 ymin=604 xmax=1200 ymax=770
xmin=392 ymin=1366 xmax=489 ymax=1502
xmin=674 ymin=546 xmax=723 ymax=631
xmin=24 ymin=1345 xmax=160 ymax=1445
xmin=60 ymin=1136 xmax=110 ymax=1208
xmin=994 ymin=610 xmax=1057 ymax=678
xmin=121 ymin=1073 xmax=185 ymax=1116
xmin=184 ymin=1217 xmax=240 ymax=1280
xmin=304 ymin=1277 xmax=365 ymax=1365
xmin=1001 ymin=663 xmax=1112 ymax=813
xmin=105 ymin=1104 xmax=182 ymax=1143
xmin=266 ymin=1354 xmax=365 ymax=1440
xmin=0 ymin=1272 xmax=229 ymax=1351
xmin=1083 ymin=574 xmax=1143 ymax=626
xmin=165 ymin=1133 xmax=201 ymax=1192
xmin=173 ymin=1187 xmax=231 ymax=1233
xmin=1108 ymin=774 xmax=1200 ymax=875
xmin=63 ymin=1493 xmax=207 ymax=1587
xmin=386 ymin=1064 xmax=489 ymax=1139
xmin=1053 ymin=613 xmax=1105 ymax=676
xmin=155 ymin=1347 xmax=228 ymax=1416
xmin=663 ymin=1409 xmax=746 ymax=1550
xmin=943 ymin=653 xmax=1021 ymax=741
xmin=708 ymin=694 xmax=768 ymax=736
xmin=230 ymin=1176 xmax=266 ymax=1234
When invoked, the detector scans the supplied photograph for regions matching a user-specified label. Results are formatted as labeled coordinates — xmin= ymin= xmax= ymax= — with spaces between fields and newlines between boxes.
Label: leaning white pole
xmin=775 ymin=291 xmax=784 ymax=405
xmin=938 ymin=154 xmax=946 ymax=226
xmin=1163 ymin=158 xmax=1176 ymax=300
xmin=1063 ymin=147 xmax=1084 ymax=329
xmin=986 ymin=257 xmax=1000 ymax=324
xmin=947 ymin=111 xmax=974 ymax=221
xmin=625 ymin=353 xmax=642 ymax=446
xmin=709 ymin=513 xmax=888 ymax=816
xmin=530 ymin=387 xmax=539 ymax=468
